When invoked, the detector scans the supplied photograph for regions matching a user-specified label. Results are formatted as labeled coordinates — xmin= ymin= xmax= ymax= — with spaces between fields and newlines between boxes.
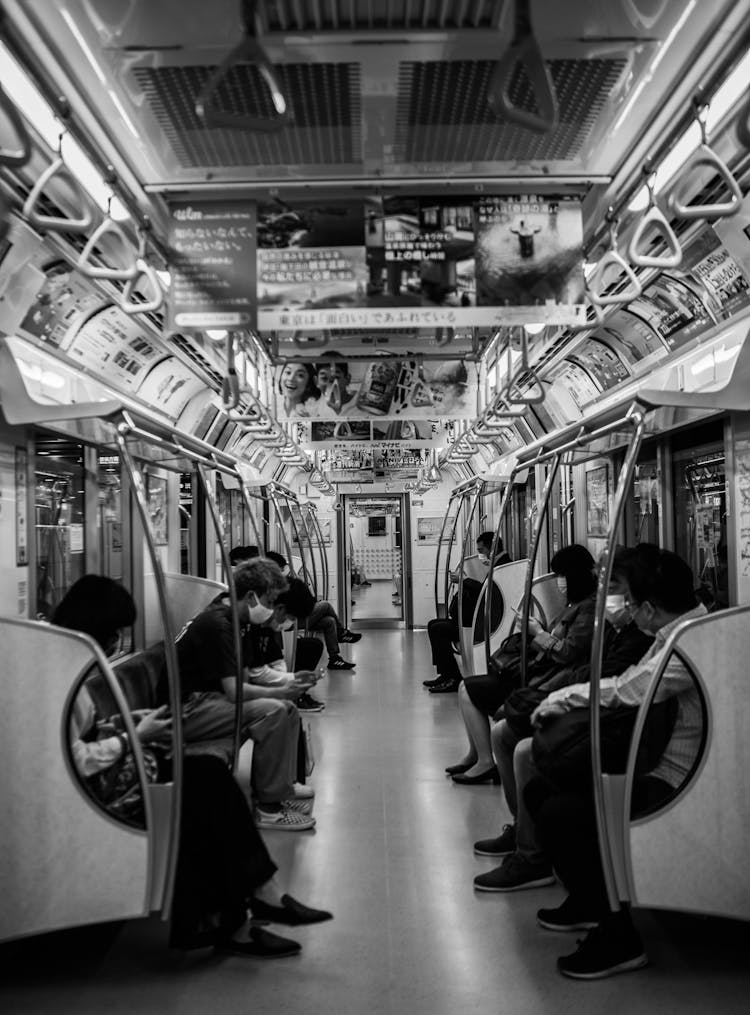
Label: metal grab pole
xmin=519 ymin=454 xmax=561 ymax=687
xmin=235 ymin=470 xmax=264 ymax=550
xmin=457 ymin=482 xmax=483 ymax=665
xmin=285 ymin=494 xmax=312 ymax=589
xmin=267 ymin=485 xmax=295 ymax=572
xmin=115 ymin=427 xmax=182 ymax=919
xmin=308 ymin=506 xmax=329 ymax=601
xmin=590 ymin=411 xmax=647 ymax=913
xmin=196 ymin=464 xmax=245 ymax=774
xmin=299 ymin=504 xmax=320 ymax=599
xmin=484 ymin=476 xmax=517 ymax=673
xmin=439 ymin=493 xmax=463 ymax=617
xmin=434 ymin=493 xmax=459 ymax=615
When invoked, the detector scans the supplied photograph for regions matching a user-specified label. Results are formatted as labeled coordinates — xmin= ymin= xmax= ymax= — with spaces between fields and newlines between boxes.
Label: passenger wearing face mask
xmin=526 ymin=545 xmax=706 ymax=980
xmin=471 ymin=547 xmax=654 ymax=891
xmin=172 ymin=559 xmax=315 ymax=831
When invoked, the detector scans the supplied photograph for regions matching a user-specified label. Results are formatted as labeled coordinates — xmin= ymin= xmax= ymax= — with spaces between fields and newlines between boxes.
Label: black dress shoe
xmin=251 ymin=893 xmax=333 ymax=926
xmin=451 ymin=766 xmax=501 ymax=785
xmin=423 ymin=676 xmax=444 ymax=688
xmin=428 ymin=678 xmax=460 ymax=693
xmin=214 ymin=926 xmax=301 ymax=958
xmin=445 ymin=761 xmax=474 ymax=775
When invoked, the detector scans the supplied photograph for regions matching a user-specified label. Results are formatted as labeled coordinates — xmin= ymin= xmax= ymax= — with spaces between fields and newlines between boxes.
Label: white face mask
xmin=605 ymin=594 xmax=626 ymax=613
xmin=248 ymin=594 xmax=274 ymax=624
xmin=556 ymin=577 xmax=567 ymax=595
xmin=281 ymin=565 xmax=291 ymax=578
xmin=477 ymin=553 xmax=490 ymax=565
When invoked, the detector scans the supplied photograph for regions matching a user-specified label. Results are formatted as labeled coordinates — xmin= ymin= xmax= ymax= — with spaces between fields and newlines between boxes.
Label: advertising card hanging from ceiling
xmin=257 ymin=195 xmax=586 ymax=331
xmin=66 ymin=305 xmax=165 ymax=391
xmin=674 ymin=227 xmax=750 ymax=321
xmin=318 ymin=446 xmax=375 ymax=484
xmin=274 ymin=358 xmax=476 ymax=421
xmin=167 ymin=200 xmax=257 ymax=332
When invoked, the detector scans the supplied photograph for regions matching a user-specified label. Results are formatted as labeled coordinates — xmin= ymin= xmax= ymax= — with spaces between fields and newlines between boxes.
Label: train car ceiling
xmin=1 ymin=1 xmax=750 ymax=490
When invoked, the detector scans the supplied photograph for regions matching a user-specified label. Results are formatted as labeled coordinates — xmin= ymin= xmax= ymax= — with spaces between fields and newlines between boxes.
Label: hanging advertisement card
xmin=167 ymin=200 xmax=257 ymax=331
xmin=275 ymin=358 xmax=476 ymax=421
xmin=66 ymin=305 xmax=165 ymax=391
xmin=715 ymin=192 xmax=750 ymax=286
xmin=675 ymin=227 xmax=750 ymax=320
xmin=373 ymin=445 xmax=428 ymax=479
xmin=319 ymin=445 xmax=374 ymax=483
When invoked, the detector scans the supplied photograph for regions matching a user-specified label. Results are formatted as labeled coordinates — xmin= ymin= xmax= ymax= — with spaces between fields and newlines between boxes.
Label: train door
xmin=671 ymin=423 xmax=728 ymax=609
xmin=624 ymin=444 xmax=662 ymax=547
xmin=343 ymin=494 xmax=406 ymax=627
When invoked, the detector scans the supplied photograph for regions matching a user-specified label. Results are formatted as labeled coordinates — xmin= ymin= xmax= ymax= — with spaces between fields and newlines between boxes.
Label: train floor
xmin=1 ymin=629 xmax=749 ymax=1014
xmin=352 ymin=578 xmax=402 ymax=621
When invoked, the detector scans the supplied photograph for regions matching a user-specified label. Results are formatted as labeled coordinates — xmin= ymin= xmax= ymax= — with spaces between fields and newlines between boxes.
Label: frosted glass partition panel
xmin=143 ymin=572 xmax=225 ymax=645
xmin=617 ymin=606 xmax=750 ymax=922
xmin=0 ymin=619 xmax=151 ymax=943
xmin=460 ymin=560 xmax=529 ymax=677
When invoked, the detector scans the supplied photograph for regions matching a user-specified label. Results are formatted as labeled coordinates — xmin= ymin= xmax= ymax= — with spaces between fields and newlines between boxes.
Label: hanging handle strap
xmin=628 ymin=169 xmax=682 ymax=269
xmin=77 ymin=216 xmax=139 ymax=280
xmin=23 ymin=155 xmax=94 ymax=234
xmin=195 ymin=0 xmax=290 ymax=132
xmin=0 ymin=84 xmax=31 ymax=167
xmin=120 ymin=248 xmax=164 ymax=314
xmin=587 ymin=216 xmax=642 ymax=306
xmin=487 ymin=0 xmax=558 ymax=134
xmin=668 ymin=100 xmax=742 ymax=220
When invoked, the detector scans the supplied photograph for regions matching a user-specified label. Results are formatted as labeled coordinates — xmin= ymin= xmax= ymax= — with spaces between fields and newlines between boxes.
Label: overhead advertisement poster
xmin=167 ymin=200 xmax=257 ymax=332
xmin=318 ymin=446 xmax=374 ymax=484
xmin=257 ymin=194 xmax=586 ymax=331
xmin=66 ymin=305 xmax=165 ymax=391
xmin=274 ymin=358 xmax=476 ymax=421
xmin=676 ymin=227 xmax=750 ymax=321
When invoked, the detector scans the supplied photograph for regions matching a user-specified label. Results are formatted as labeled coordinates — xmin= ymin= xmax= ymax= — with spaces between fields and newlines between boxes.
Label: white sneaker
xmin=283 ymin=797 xmax=314 ymax=815
xmin=293 ymin=782 xmax=315 ymax=799
xmin=255 ymin=806 xmax=316 ymax=831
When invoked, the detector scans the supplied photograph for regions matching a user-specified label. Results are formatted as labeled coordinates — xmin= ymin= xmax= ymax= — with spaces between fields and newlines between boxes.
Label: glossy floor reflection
xmin=1 ymin=629 xmax=749 ymax=1014
xmin=351 ymin=578 xmax=402 ymax=620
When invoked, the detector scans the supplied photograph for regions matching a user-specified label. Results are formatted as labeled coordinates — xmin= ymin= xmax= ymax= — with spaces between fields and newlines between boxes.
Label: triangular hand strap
xmin=587 ymin=249 xmax=642 ymax=306
xmin=667 ymin=143 xmax=742 ymax=220
xmin=77 ymin=218 xmax=138 ymax=280
xmin=409 ymin=379 xmax=435 ymax=407
xmin=622 ymin=0 xmax=670 ymax=30
xmin=326 ymin=378 xmax=342 ymax=412
xmin=195 ymin=33 xmax=290 ymax=132
xmin=23 ymin=157 xmax=93 ymax=234
xmin=487 ymin=0 xmax=558 ymax=134
xmin=120 ymin=258 xmax=164 ymax=314
xmin=628 ymin=205 xmax=682 ymax=268
xmin=0 ymin=85 xmax=31 ymax=167
xmin=334 ymin=420 xmax=352 ymax=439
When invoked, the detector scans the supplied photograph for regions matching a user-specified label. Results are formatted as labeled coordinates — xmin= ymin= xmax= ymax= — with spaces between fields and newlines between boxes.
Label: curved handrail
xmin=0 ymin=83 xmax=31 ymax=167
xmin=195 ymin=1 xmax=290 ymax=132
xmin=23 ymin=156 xmax=94 ymax=234
xmin=487 ymin=0 xmax=558 ymax=134
xmin=77 ymin=217 xmax=139 ymax=280
xmin=457 ymin=484 xmax=484 ymax=675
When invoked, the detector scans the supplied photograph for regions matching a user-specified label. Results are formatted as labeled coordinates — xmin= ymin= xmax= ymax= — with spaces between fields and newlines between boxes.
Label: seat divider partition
xmin=458 ymin=481 xmax=483 ymax=677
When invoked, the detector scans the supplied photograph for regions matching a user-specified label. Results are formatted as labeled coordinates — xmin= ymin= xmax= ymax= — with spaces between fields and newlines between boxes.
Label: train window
xmin=629 ymin=456 xmax=661 ymax=546
xmin=34 ymin=438 xmax=86 ymax=619
xmin=673 ymin=443 xmax=728 ymax=610
xmin=96 ymin=453 xmax=123 ymax=582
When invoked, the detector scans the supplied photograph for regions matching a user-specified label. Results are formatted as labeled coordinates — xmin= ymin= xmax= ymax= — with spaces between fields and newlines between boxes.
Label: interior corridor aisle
xmin=1 ymin=630 xmax=748 ymax=1014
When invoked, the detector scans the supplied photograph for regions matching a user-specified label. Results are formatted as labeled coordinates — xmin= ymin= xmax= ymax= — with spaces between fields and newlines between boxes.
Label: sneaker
xmin=557 ymin=925 xmax=648 ymax=979
xmin=328 ymin=655 xmax=355 ymax=670
xmin=296 ymin=692 xmax=325 ymax=712
xmin=474 ymin=823 xmax=516 ymax=857
xmin=537 ymin=896 xmax=599 ymax=932
xmin=282 ymin=797 xmax=314 ymax=815
xmin=255 ymin=806 xmax=316 ymax=831
xmin=473 ymin=852 xmax=555 ymax=892
xmin=292 ymin=782 xmax=315 ymax=799
xmin=339 ymin=630 xmax=362 ymax=643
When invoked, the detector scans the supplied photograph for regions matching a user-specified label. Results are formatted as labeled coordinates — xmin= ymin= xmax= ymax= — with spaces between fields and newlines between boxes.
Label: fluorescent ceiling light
xmin=206 ymin=329 xmax=229 ymax=342
xmin=0 ymin=41 xmax=129 ymax=221
xmin=628 ymin=44 xmax=750 ymax=211
xmin=524 ymin=323 xmax=545 ymax=335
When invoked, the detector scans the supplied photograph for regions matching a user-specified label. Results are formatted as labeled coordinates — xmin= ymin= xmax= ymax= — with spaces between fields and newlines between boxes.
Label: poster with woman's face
xmin=274 ymin=357 xmax=476 ymax=420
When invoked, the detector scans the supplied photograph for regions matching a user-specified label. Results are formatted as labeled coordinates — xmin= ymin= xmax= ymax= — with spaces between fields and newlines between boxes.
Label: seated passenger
xmin=448 ymin=544 xmax=597 ymax=784
xmin=526 ymin=545 xmax=707 ymax=979
xmin=471 ymin=547 xmax=653 ymax=889
xmin=425 ymin=531 xmax=509 ymax=694
xmin=266 ymin=550 xmax=360 ymax=670
xmin=229 ymin=544 xmax=260 ymax=566
xmin=53 ymin=575 xmax=333 ymax=959
xmin=170 ymin=558 xmax=317 ymax=831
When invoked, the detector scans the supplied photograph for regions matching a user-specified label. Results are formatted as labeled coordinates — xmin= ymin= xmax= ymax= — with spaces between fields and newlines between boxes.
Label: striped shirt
xmin=542 ymin=604 xmax=708 ymax=788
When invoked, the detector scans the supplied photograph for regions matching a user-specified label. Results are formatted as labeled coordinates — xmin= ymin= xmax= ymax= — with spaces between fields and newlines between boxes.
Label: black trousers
xmin=170 ymin=755 xmax=277 ymax=949
xmin=427 ymin=618 xmax=461 ymax=681
xmin=295 ymin=636 xmax=325 ymax=671
xmin=526 ymin=775 xmax=672 ymax=919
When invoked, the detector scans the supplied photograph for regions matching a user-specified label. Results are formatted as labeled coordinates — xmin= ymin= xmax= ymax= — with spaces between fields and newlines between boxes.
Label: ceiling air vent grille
xmin=132 ymin=63 xmax=362 ymax=169
xmin=261 ymin=0 xmax=506 ymax=31
xmin=395 ymin=58 xmax=627 ymax=163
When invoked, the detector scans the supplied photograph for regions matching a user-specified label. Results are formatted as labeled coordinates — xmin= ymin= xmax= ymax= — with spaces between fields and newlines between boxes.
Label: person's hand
xmin=531 ymin=699 xmax=567 ymax=728
xmin=135 ymin=705 xmax=172 ymax=741
xmin=294 ymin=669 xmax=320 ymax=685
xmin=526 ymin=616 xmax=543 ymax=637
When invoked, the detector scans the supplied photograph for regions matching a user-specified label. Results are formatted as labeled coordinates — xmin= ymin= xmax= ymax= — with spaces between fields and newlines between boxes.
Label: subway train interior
xmin=2 ymin=0 xmax=750 ymax=1011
